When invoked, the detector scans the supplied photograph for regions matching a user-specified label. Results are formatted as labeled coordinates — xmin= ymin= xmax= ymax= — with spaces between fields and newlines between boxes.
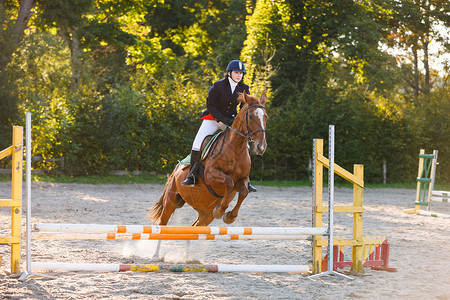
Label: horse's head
xmin=235 ymin=91 xmax=268 ymax=155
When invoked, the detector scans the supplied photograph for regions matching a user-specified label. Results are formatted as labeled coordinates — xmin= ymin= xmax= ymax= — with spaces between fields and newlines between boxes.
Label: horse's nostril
xmin=257 ymin=143 xmax=266 ymax=154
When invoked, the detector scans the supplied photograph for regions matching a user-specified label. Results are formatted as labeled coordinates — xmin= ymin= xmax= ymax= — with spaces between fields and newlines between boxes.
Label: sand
xmin=0 ymin=181 xmax=449 ymax=299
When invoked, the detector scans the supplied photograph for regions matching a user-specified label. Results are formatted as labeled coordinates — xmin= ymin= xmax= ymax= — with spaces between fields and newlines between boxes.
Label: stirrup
xmin=181 ymin=173 xmax=196 ymax=186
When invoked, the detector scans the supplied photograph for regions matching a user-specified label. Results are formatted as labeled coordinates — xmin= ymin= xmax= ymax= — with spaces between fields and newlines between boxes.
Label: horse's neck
xmin=223 ymin=124 xmax=248 ymax=153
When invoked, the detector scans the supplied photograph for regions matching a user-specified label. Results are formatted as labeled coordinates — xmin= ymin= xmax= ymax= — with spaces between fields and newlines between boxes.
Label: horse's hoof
xmin=223 ymin=211 xmax=236 ymax=224
xmin=213 ymin=205 xmax=224 ymax=219
xmin=151 ymin=255 xmax=163 ymax=262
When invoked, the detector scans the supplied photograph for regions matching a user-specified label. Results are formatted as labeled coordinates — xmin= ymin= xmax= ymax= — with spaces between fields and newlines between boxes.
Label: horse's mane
xmin=237 ymin=92 xmax=262 ymax=108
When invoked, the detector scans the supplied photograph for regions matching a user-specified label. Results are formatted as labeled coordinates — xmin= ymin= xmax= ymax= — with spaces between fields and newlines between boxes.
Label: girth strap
xmin=198 ymin=164 xmax=223 ymax=198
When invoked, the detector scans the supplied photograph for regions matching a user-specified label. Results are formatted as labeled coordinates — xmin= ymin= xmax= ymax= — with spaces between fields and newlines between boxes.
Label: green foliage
xmin=406 ymin=82 xmax=450 ymax=183
xmin=0 ymin=0 xmax=448 ymax=184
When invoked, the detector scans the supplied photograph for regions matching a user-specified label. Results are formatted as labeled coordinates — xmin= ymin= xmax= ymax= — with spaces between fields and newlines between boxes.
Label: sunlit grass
xmin=0 ymin=173 xmax=168 ymax=185
xmin=1 ymin=173 xmax=447 ymax=190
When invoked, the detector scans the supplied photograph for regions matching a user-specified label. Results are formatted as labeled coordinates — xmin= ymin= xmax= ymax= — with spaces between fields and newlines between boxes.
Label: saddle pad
xmin=179 ymin=131 xmax=223 ymax=165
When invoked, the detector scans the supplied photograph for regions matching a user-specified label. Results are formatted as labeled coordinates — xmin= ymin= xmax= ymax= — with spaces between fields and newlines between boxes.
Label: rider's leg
xmin=182 ymin=120 xmax=222 ymax=186
xmin=181 ymin=149 xmax=201 ymax=185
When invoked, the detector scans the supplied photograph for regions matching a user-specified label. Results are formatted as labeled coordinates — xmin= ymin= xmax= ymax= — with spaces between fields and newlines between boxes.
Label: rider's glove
xmin=222 ymin=117 xmax=234 ymax=126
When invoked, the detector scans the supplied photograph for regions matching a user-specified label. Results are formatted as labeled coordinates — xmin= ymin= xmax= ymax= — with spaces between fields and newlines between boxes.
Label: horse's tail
xmin=147 ymin=170 xmax=176 ymax=224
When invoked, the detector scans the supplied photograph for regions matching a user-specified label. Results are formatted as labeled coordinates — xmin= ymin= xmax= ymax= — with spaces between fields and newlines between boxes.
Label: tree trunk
xmin=70 ymin=27 xmax=82 ymax=92
xmin=423 ymin=40 xmax=430 ymax=95
xmin=58 ymin=24 xmax=82 ymax=92
xmin=13 ymin=0 xmax=34 ymax=43
xmin=0 ymin=0 xmax=34 ymax=70
xmin=413 ymin=48 xmax=419 ymax=102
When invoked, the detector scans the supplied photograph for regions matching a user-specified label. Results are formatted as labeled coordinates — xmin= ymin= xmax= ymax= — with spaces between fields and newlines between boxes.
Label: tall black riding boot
xmin=181 ymin=150 xmax=201 ymax=186
xmin=248 ymin=182 xmax=257 ymax=192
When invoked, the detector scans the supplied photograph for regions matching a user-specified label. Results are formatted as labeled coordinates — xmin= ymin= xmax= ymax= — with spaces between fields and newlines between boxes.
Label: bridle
xmin=228 ymin=104 xmax=266 ymax=143
xmin=210 ymin=104 xmax=266 ymax=159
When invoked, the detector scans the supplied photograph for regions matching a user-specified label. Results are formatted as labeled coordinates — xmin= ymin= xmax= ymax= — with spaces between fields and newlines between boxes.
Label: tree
xmin=34 ymin=0 xmax=137 ymax=91
xmin=0 ymin=0 xmax=34 ymax=147
xmin=0 ymin=0 xmax=34 ymax=70
xmin=387 ymin=0 xmax=450 ymax=100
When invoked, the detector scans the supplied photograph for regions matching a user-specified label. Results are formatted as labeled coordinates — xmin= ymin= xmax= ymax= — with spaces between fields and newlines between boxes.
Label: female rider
xmin=181 ymin=60 xmax=257 ymax=192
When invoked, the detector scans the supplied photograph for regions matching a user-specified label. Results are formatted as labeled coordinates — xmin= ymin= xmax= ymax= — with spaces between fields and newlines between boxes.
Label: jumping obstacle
xmin=31 ymin=262 xmax=309 ymax=273
xmin=310 ymin=127 xmax=395 ymax=276
xmin=321 ymin=238 xmax=397 ymax=272
xmin=17 ymin=120 xmax=393 ymax=279
xmin=0 ymin=126 xmax=23 ymax=274
xmin=404 ymin=149 xmax=450 ymax=218
xmin=32 ymin=232 xmax=311 ymax=240
xmin=31 ymin=224 xmax=325 ymax=240
xmin=32 ymin=223 xmax=327 ymax=235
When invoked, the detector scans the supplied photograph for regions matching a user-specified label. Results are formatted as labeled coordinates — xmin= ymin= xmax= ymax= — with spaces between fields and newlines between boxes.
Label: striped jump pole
xmin=31 ymin=262 xmax=310 ymax=273
xmin=31 ymin=232 xmax=311 ymax=241
xmin=430 ymin=191 xmax=450 ymax=203
xmin=416 ymin=210 xmax=450 ymax=218
xmin=33 ymin=223 xmax=327 ymax=236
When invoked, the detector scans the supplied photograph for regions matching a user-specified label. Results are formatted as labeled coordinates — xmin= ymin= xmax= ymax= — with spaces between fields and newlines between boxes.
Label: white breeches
xmin=192 ymin=119 xmax=227 ymax=151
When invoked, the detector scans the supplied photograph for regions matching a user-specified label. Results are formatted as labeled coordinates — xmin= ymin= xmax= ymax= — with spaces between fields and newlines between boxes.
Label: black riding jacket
xmin=201 ymin=77 xmax=250 ymax=123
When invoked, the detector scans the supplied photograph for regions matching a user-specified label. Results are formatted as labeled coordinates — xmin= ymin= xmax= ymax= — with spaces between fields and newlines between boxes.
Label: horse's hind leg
xmin=153 ymin=191 xmax=179 ymax=260
xmin=183 ymin=210 xmax=214 ymax=262
xmin=158 ymin=191 xmax=179 ymax=225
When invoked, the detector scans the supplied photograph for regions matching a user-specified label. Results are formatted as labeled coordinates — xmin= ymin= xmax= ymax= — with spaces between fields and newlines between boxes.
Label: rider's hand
xmin=223 ymin=117 xmax=234 ymax=126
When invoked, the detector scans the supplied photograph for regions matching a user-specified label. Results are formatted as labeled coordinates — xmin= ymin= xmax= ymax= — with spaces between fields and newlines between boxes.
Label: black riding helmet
xmin=226 ymin=60 xmax=246 ymax=74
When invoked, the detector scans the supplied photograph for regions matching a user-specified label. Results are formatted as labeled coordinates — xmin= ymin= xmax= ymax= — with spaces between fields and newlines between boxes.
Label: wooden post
xmin=312 ymin=139 xmax=323 ymax=273
xmin=351 ymin=164 xmax=364 ymax=273
xmin=11 ymin=126 xmax=23 ymax=273
xmin=414 ymin=149 xmax=425 ymax=212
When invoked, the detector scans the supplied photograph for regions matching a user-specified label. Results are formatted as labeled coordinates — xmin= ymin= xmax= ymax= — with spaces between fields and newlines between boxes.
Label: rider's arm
xmin=206 ymin=84 xmax=232 ymax=124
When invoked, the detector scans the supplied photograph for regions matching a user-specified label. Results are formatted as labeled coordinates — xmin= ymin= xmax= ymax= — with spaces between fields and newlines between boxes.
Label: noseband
xmin=228 ymin=104 xmax=266 ymax=143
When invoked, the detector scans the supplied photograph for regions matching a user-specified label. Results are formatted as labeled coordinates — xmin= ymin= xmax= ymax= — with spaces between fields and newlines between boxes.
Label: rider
xmin=181 ymin=59 xmax=257 ymax=192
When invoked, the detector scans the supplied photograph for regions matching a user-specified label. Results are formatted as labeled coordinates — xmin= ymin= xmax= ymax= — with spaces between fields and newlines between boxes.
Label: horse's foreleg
xmin=196 ymin=210 xmax=215 ymax=226
xmin=213 ymin=193 xmax=234 ymax=219
xmin=205 ymin=169 xmax=235 ymax=219
xmin=223 ymin=182 xmax=249 ymax=224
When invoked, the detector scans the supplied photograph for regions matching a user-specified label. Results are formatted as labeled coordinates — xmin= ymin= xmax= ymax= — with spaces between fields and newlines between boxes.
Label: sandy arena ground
xmin=0 ymin=181 xmax=449 ymax=299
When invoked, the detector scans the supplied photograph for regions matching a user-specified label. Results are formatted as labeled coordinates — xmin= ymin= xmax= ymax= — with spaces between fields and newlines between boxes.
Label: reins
xmin=210 ymin=104 xmax=266 ymax=159
xmin=228 ymin=104 xmax=266 ymax=143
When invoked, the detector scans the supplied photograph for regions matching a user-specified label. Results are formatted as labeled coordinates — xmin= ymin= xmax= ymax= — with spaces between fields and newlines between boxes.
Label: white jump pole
xmin=31 ymin=262 xmax=310 ymax=273
xmin=309 ymin=125 xmax=353 ymax=280
xmin=18 ymin=112 xmax=55 ymax=282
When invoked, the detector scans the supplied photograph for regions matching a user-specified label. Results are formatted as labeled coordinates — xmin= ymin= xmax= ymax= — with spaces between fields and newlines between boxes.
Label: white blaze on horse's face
xmin=251 ymin=107 xmax=267 ymax=155
xmin=255 ymin=107 xmax=265 ymax=130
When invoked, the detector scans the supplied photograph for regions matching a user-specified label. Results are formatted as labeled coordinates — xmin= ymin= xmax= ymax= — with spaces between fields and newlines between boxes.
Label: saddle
xmin=179 ymin=130 xmax=226 ymax=198
xmin=179 ymin=130 xmax=224 ymax=167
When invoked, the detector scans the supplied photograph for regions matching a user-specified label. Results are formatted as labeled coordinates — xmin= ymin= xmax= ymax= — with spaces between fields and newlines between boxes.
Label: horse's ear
xmin=237 ymin=92 xmax=246 ymax=104
xmin=242 ymin=91 xmax=250 ymax=105
xmin=260 ymin=91 xmax=267 ymax=106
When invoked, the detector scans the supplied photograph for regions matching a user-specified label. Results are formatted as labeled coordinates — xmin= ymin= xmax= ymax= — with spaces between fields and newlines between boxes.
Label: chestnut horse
xmin=148 ymin=91 xmax=268 ymax=227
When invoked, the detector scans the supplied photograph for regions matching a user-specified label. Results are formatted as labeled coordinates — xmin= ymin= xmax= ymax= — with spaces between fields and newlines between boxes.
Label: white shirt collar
xmin=228 ymin=76 xmax=238 ymax=94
